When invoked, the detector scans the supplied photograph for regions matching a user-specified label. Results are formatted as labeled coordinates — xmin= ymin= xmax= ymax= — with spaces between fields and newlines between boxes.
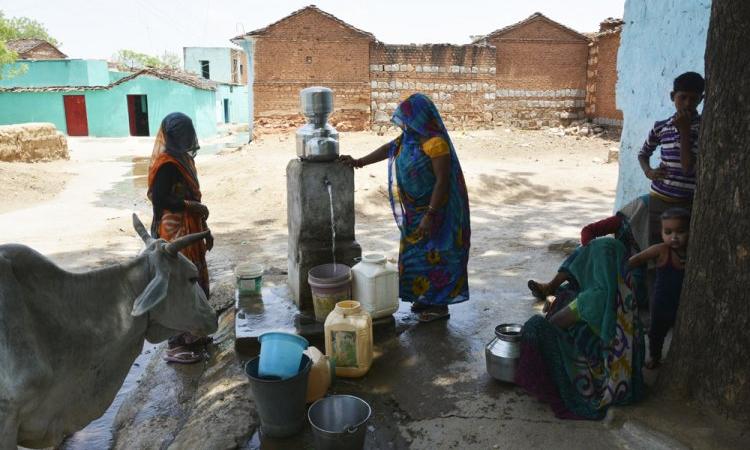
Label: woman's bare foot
xmin=528 ymin=280 xmax=552 ymax=300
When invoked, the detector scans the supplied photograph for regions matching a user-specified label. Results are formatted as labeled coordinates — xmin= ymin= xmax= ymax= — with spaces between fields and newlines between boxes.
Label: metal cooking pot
xmin=485 ymin=323 xmax=522 ymax=383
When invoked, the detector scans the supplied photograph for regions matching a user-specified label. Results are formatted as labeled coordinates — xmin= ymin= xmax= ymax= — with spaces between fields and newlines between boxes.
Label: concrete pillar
xmin=287 ymin=159 xmax=361 ymax=311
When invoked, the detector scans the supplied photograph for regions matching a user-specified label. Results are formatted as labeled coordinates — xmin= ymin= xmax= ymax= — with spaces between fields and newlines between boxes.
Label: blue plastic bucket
xmin=258 ymin=332 xmax=309 ymax=379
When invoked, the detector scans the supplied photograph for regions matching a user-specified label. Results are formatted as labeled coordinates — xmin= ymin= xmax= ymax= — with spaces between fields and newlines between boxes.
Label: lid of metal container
xmin=300 ymin=86 xmax=334 ymax=116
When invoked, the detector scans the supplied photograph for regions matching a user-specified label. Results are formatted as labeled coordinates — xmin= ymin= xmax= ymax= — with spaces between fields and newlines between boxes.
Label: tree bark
xmin=660 ymin=0 xmax=750 ymax=420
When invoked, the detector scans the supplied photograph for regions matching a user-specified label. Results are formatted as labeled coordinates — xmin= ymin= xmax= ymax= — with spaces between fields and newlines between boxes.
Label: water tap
xmin=323 ymin=176 xmax=331 ymax=188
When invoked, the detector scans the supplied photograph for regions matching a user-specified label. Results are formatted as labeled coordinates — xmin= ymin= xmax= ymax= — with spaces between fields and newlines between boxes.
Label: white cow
xmin=0 ymin=214 xmax=218 ymax=449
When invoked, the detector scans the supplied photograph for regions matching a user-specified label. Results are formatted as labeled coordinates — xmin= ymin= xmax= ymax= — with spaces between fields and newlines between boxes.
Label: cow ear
xmin=132 ymin=269 xmax=169 ymax=317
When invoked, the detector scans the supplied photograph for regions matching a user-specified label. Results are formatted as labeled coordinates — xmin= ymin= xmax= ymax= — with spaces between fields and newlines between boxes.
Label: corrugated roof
xmin=475 ymin=12 xmax=590 ymax=43
xmin=0 ymin=68 xmax=216 ymax=93
xmin=232 ymin=4 xmax=375 ymax=41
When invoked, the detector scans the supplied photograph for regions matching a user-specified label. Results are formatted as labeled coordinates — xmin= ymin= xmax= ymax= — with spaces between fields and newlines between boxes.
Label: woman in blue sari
xmin=339 ymin=94 xmax=471 ymax=322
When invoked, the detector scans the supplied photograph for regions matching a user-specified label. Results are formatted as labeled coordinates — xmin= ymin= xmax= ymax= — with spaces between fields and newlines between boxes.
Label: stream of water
xmin=327 ymin=183 xmax=337 ymax=271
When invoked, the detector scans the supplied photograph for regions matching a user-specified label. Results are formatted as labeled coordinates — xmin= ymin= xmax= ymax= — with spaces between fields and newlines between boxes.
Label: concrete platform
xmin=234 ymin=283 xmax=408 ymax=358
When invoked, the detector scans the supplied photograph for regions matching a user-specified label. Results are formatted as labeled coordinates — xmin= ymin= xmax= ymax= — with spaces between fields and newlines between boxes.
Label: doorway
xmin=223 ymin=99 xmax=230 ymax=123
xmin=127 ymin=95 xmax=150 ymax=136
xmin=63 ymin=95 xmax=89 ymax=136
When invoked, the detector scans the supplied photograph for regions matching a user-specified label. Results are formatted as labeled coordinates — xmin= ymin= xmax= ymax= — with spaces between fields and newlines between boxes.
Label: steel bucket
xmin=308 ymin=395 xmax=371 ymax=450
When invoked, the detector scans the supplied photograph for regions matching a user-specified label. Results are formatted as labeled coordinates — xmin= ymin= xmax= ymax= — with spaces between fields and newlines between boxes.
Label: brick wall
xmin=585 ymin=20 xmax=623 ymax=127
xmin=251 ymin=8 xmax=372 ymax=131
xmin=369 ymin=43 xmax=497 ymax=130
xmin=244 ymin=8 xmax=624 ymax=133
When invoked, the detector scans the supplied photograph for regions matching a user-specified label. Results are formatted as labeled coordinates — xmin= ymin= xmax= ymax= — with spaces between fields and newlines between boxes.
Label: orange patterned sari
xmin=147 ymin=129 xmax=210 ymax=295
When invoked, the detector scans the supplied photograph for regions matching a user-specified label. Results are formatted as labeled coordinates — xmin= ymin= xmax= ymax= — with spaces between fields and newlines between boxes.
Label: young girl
xmin=628 ymin=207 xmax=690 ymax=369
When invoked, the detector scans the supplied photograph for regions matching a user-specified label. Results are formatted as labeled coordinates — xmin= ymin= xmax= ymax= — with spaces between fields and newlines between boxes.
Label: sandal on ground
xmin=527 ymin=280 xmax=550 ymax=300
xmin=410 ymin=301 xmax=431 ymax=313
xmin=163 ymin=346 xmax=203 ymax=364
xmin=417 ymin=307 xmax=450 ymax=323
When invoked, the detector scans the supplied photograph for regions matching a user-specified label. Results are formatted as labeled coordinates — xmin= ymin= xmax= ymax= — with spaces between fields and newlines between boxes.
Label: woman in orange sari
xmin=148 ymin=112 xmax=214 ymax=363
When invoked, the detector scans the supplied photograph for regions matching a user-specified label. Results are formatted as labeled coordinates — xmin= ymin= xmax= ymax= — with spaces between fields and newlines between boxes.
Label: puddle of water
xmin=125 ymin=131 xmax=249 ymax=191
xmin=131 ymin=156 xmax=150 ymax=190
xmin=59 ymin=341 xmax=159 ymax=450
xmin=201 ymin=132 xmax=250 ymax=156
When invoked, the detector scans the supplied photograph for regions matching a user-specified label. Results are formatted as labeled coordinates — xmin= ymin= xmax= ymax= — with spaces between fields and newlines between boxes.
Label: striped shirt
xmin=639 ymin=114 xmax=701 ymax=200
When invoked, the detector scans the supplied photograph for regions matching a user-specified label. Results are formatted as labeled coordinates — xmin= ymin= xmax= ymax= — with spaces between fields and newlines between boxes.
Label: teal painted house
xmin=183 ymin=47 xmax=249 ymax=126
xmin=0 ymin=59 xmax=218 ymax=138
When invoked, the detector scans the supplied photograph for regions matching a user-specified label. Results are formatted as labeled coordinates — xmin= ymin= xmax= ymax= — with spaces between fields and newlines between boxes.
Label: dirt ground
xmin=0 ymin=127 xmax=620 ymax=278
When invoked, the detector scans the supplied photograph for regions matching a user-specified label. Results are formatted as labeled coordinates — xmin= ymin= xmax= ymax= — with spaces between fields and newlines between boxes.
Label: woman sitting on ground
xmin=528 ymin=194 xmax=650 ymax=309
xmin=515 ymin=237 xmax=646 ymax=420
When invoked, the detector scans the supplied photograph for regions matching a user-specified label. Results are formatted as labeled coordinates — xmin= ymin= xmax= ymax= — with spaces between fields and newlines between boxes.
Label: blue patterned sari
xmin=387 ymin=94 xmax=471 ymax=305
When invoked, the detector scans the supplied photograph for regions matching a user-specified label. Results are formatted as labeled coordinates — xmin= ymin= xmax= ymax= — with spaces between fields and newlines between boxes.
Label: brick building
xmin=585 ymin=19 xmax=624 ymax=127
xmin=6 ymin=39 xmax=67 ymax=60
xmin=234 ymin=6 xmax=374 ymax=132
xmin=233 ymin=5 xmax=621 ymax=132
xmin=474 ymin=13 xmax=590 ymax=128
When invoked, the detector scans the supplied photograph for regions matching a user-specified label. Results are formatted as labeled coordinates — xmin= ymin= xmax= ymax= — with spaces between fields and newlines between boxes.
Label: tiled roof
xmin=475 ymin=12 xmax=590 ymax=43
xmin=5 ymin=38 xmax=67 ymax=58
xmin=232 ymin=4 xmax=375 ymax=41
xmin=0 ymin=68 xmax=216 ymax=92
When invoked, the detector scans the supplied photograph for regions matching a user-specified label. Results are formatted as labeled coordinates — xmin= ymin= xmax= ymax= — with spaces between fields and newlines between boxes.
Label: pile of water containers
xmin=240 ymin=253 xmax=398 ymax=447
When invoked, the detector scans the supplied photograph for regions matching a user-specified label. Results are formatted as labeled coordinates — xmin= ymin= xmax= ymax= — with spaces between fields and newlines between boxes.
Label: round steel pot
xmin=485 ymin=323 xmax=522 ymax=383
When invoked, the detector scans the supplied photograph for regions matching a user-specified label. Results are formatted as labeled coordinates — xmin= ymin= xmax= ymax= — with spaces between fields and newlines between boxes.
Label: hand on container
xmin=338 ymin=155 xmax=363 ymax=168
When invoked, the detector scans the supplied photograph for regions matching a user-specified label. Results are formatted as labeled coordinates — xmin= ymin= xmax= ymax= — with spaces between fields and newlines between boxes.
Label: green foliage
xmin=114 ymin=49 xmax=181 ymax=70
xmin=0 ymin=10 xmax=59 ymax=80
xmin=0 ymin=11 xmax=60 ymax=45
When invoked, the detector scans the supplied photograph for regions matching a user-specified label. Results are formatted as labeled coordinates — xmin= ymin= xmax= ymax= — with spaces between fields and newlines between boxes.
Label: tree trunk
xmin=660 ymin=0 xmax=750 ymax=420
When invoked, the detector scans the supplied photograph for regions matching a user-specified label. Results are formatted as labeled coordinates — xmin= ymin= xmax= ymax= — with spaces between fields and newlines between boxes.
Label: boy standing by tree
xmin=638 ymin=71 xmax=704 ymax=244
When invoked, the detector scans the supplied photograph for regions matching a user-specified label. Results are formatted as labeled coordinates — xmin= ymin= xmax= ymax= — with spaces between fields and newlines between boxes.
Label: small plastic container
xmin=235 ymin=263 xmax=264 ymax=296
xmin=258 ymin=332 xmax=309 ymax=379
xmin=308 ymin=263 xmax=352 ymax=323
xmin=303 ymin=346 xmax=335 ymax=404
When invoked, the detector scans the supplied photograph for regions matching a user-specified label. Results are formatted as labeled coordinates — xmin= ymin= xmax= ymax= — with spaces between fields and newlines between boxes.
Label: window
xmin=240 ymin=64 xmax=243 ymax=76
xmin=200 ymin=60 xmax=210 ymax=79
xmin=305 ymin=56 xmax=312 ymax=64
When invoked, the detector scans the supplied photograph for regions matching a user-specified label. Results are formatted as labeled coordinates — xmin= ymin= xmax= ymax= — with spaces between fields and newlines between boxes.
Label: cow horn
xmin=132 ymin=213 xmax=154 ymax=245
xmin=164 ymin=231 xmax=210 ymax=256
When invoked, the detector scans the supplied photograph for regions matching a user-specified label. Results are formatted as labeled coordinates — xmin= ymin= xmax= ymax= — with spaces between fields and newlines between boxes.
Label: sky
xmin=0 ymin=0 xmax=625 ymax=60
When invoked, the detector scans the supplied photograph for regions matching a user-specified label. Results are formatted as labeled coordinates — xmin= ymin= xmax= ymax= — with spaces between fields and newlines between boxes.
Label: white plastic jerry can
xmin=351 ymin=253 xmax=399 ymax=319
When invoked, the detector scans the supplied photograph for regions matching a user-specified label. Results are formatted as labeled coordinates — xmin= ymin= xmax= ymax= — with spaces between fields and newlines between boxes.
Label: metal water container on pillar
xmin=287 ymin=86 xmax=361 ymax=311
xmin=296 ymin=87 xmax=339 ymax=161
